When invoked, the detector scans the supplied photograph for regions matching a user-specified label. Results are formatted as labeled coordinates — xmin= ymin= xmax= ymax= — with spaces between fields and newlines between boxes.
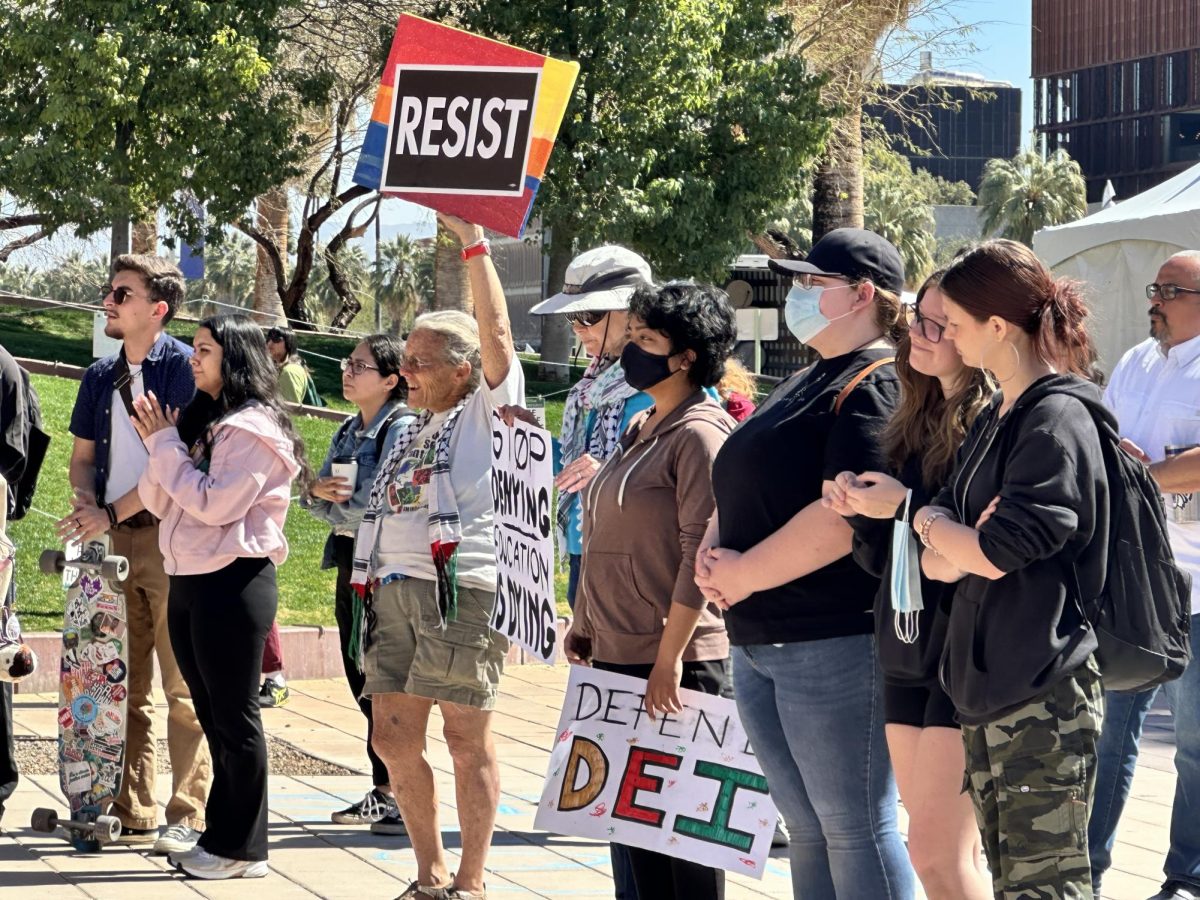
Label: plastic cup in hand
xmin=330 ymin=458 xmax=358 ymax=503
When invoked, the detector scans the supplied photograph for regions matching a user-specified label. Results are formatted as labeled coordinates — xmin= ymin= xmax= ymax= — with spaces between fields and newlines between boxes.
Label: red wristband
xmin=460 ymin=238 xmax=491 ymax=261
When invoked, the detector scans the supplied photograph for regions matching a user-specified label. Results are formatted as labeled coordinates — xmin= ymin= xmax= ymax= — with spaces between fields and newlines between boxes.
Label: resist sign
xmin=489 ymin=412 xmax=557 ymax=663
xmin=382 ymin=66 xmax=540 ymax=196
xmin=535 ymin=666 xmax=778 ymax=877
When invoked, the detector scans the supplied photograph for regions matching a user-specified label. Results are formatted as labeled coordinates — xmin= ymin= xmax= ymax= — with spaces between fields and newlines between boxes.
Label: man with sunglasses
xmin=58 ymin=254 xmax=210 ymax=857
xmin=1090 ymin=251 xmax=1200 ymax=900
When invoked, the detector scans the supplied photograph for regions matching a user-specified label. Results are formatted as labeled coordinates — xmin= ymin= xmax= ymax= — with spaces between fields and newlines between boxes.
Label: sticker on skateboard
xmin=31 ymin=536 xmax=130 ymax=851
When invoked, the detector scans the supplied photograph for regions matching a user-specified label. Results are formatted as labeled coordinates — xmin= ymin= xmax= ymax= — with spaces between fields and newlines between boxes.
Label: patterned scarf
xmin=555 ymin=355 xmax=637 ymax=549
xmin=350 ymin=394 xmax=471 ymax=658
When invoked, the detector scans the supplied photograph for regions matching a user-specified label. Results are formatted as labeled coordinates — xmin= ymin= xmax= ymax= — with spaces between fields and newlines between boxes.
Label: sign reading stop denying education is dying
xmin=354 ymin=14 xmax=579 ymax=237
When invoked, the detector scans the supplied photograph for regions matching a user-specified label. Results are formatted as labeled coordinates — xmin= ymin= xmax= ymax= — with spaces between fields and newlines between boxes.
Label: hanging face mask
xmin=620 ymin=341 xmax=675 ymax=391
xmin=783 ymin=283 xmax=855 ymax=345
xmin=890 ymin=489 xmax=925 ymax=645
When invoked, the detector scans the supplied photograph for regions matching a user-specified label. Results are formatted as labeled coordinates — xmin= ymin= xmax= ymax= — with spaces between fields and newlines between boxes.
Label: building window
xmin=1167 ymin=112 xmax=1200 ymax=164
xmin=1113 ymin=64 xmax=1125 ymax=115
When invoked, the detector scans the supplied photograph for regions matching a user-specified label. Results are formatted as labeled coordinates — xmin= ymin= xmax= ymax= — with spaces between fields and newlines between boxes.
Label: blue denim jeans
xmin=732 ymin=636 xmax=916 ymax=900
xmin=1089 ymin=612 xmax=1200 ymax=891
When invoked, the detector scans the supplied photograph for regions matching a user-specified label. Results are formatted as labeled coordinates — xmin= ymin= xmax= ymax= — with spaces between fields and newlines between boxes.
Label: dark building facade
xmin=869 ymin=75 xmax=1022 ymax=191
xmin=1034 ymin=0 xmax=1200 ymax=202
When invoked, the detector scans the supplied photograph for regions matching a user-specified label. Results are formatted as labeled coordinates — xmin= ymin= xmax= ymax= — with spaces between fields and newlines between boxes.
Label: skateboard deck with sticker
xmin=30 ymin=537 xmax=130 ymax=851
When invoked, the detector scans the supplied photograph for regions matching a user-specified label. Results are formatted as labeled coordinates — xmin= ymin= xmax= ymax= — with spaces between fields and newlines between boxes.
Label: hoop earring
xmin=980 ymin=340 xmax=1021 ymax=383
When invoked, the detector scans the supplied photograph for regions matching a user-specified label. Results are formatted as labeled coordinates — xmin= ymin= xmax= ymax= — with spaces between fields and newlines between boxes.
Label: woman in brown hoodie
xmin=565 ymin=280 xmax=737 ymax=900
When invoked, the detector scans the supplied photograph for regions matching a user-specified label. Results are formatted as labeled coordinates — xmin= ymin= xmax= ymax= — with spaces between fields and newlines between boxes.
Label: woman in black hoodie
xmin=911 ymin=240 xmax=1109 ymax=899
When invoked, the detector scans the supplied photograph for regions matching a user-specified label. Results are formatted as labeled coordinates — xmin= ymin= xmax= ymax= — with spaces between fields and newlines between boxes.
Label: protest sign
xmin=489 ymin=411 xmax=557 ymax=663
xmin=535 ymin=666 xmax=778 ymax=877
xmin=353 ymin=14 xmax=579 ymax=237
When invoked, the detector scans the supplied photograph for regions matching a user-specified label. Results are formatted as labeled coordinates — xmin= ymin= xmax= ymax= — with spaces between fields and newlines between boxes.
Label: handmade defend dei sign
xmin=489 ymin=411 xmax=557 ymax=663
xmin=353 ymin=14 xmax=580 ymax=238
xmin=535 ymin=666 xmax=778 ymax=877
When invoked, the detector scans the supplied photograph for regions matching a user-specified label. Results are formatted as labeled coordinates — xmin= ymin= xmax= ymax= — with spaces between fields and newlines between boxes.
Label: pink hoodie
xmin=138 ymin=403 xmax=300 ymax=576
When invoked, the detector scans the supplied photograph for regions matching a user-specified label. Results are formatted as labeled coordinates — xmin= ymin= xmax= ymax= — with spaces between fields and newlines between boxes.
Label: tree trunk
xmin=132 ymin=218 xmax=157 ymax=254
xmin=811 ymin=106 xmax=865 ymax=241
xmin=432 ymin=219 xmax=471 ymax=312
xmin=253 ymin=186 xmax=289 ymax=325
xmin=538 ymin=225 xmax=574 ymax=383
xmin=110 ymin=219 xmax=131 ymax=263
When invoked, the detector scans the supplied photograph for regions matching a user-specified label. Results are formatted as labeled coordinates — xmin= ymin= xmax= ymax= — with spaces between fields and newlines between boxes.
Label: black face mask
xmin=620 ymin=341 xmax=675 ymax=391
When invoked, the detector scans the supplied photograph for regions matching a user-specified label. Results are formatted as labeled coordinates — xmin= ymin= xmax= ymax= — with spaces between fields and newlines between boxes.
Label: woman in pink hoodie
xmin=131 ymin=314 xmax=310 ymax=880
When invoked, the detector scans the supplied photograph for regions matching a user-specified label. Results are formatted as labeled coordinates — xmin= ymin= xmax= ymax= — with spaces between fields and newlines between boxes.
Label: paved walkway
xmin=1 ymin=665 xmax=1181 ymax=899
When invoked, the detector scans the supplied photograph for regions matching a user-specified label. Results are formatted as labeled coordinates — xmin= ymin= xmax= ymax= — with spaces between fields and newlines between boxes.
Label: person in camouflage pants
xmin=963 ymin=656 xmax=1105 ymax=899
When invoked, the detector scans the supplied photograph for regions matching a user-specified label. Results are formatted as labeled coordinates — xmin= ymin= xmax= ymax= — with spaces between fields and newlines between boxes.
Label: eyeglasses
xmin=565 ymin=310 xmax=606 ymax=328
xmin=793 ymin=274 xmax=850 ymax=290
xmin=100 ymin=284 xmax=135 ymax=304
xmin=906 ymin=306 xmax=946 ymax=344
xmin=1146 ymin=283 xmax=1200 ymax=301
xmin=399 ymin=354 xmax=438 ymax=371
xmin=340 ymin=357 xmax=380 ymax=376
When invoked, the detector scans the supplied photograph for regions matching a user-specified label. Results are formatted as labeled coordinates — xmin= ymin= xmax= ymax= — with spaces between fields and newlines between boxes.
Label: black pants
xmin=169 ymin=557 xmax=276 ymax=862
xmin=331 ymin=535 xmax=388 ymax=786
xmin=592 ymin=658 xmax=731 ymax=900
xmin=0 ymin=581 xmax=20 ymax=822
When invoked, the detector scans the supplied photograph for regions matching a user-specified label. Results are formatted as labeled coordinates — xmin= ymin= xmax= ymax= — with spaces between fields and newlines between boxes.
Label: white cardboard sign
xmin=535 ymin=666 xmax=778 ymax=877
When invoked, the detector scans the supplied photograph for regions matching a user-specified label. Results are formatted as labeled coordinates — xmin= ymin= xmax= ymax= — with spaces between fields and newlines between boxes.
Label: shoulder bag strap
xmin=834 ymin=357 xmax=895 ymax=415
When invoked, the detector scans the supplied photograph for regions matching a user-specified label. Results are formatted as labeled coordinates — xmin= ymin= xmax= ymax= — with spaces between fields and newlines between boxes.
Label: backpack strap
xmin=834 ymin=357 xmax=895 ymax=415
xmin=374 ymin=406 xmax=409 ymax=458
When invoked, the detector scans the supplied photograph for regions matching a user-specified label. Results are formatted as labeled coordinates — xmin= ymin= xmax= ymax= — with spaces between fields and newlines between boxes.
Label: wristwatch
xmin=460 ymin=238 xmax=491 ymax=261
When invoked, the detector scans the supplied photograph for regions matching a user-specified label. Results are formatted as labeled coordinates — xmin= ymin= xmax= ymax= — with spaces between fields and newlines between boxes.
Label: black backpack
xmin=10 ymin=365 xmax=49 ymax=521
xmin=1070 ymin=404 xmax=1192 ymax=692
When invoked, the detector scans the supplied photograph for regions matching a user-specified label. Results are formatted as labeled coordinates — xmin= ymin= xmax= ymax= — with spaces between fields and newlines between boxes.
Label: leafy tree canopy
xmin=439 ymin=0 xmax=830 ymax=280
xmin=0 ymin=1 xmax=306 ymax=245
xmin=978 ymin=148 xmax=1087 ymax=247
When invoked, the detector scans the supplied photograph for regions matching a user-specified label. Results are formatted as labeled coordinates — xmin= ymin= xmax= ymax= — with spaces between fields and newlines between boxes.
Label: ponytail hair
xmin=940 ymin=239 xmax=1102 ymax=383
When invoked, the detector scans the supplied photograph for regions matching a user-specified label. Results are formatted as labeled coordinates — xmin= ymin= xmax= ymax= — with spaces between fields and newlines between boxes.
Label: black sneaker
xmin=331 ymin=788 xmax=390 ymax=825
xmin=258 ymin=676 xmax=290 ymax=708
xmin=370 ymin=796 xmax=407 ymax=835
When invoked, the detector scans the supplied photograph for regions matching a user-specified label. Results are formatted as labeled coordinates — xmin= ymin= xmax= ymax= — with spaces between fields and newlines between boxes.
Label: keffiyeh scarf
xmin=349 ymin=394 xmax=471 ymax=663
xmin=555 ymin=355 xmax=637 ymax=549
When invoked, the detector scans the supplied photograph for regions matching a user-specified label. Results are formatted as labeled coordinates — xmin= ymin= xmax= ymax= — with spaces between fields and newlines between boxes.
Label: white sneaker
xmin=154 ymin=823 xmax=201 ymax=856
xmin=178 ymin=847 xmax=268 ymax=880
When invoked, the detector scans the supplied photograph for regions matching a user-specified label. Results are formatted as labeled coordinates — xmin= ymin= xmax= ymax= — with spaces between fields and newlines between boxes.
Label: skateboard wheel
xmin=100 ymin=556 xmax=129 ymax=582
xmin=39 ymin=550 xmax=65 ymax=576
xmin=31 ymin=807 xmax=57 ymax=833
xmin=94 ymin=814 xmax=121 ymax=844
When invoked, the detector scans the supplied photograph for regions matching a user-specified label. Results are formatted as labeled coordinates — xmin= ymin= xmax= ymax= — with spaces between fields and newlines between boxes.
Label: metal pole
xmin=374 ymin=201 xmax=383 ymax=332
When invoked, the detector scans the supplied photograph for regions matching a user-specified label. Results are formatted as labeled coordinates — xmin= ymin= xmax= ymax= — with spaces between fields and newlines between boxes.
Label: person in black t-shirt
xmin=695 ymin=229 xmax=915 ymax=900
xmin=823 ymin=272 xmax=992 ymax=900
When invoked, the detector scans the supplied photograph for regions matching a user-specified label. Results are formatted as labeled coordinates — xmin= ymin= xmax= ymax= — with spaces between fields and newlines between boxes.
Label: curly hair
xmin=177 ymin=314 xmax=314 ymax=491
xmin=627 ymin=281 xmax=737 ymax=388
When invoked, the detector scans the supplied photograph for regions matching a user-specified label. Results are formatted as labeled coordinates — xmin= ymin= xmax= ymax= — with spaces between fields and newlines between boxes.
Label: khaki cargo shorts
xmin=362 ymin=577 xmax=509 ymax=709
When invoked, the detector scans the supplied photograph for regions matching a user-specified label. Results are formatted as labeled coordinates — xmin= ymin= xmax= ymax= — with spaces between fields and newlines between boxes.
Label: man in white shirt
xmin=1092 ymin=250 xmax=1200 ymax=900
xmin=356 ymin=214 xmax=523 ymax=900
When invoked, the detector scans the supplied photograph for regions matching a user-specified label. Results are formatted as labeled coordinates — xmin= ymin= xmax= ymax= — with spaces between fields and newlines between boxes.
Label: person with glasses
xmin=525 ymin=246 xmax=654 ymax=621
xmin=57 ymin=255 xmax=210 ymax=857
xmin=264 ymin=326 xmax=316 ymax=405
xmin=352 ymin=213 xmax=523 ymax=900
xmin=1089 ymin=251 xmax=1200 ymax=900
xmin=305 ymin=334 xmax=414 ymax=835
xmin=823 ymin=271 xmax=993 ymax=900
xmin=694 ymin=228 xmax=916 ymax=899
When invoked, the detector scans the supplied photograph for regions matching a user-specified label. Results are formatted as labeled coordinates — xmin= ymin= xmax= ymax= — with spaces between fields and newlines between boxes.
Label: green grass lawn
xmin=3 ymin=308 xmax=576 ymax=632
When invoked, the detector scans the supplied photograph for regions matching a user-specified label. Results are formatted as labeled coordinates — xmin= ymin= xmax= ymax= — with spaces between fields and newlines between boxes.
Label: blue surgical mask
xmin=783 ymin=284 xmax=853 ymax=344
xmin=890 ymin=489 xmax=924 ymax=644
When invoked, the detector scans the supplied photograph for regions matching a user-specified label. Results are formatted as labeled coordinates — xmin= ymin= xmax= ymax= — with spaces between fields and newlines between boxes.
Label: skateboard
xmin=30 ymin=536 xmax=130 ymax=851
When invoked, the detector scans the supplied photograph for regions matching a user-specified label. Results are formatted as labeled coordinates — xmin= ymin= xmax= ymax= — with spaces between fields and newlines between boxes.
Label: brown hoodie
xmin=574 ymin=391 xmax=733 ymax=665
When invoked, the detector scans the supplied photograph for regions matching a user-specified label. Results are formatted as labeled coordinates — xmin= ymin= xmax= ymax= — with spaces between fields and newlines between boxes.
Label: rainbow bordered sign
xmin=353 ymin=15 xmax=579 ymax=238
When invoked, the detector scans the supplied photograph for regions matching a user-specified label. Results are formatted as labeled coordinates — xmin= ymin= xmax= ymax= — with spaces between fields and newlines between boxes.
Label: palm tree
xmin=865 ymin=181 xmax=935 ymax=285
xmin=977 ymin=149 xmax=1088 ymax=247
xmin=204 ymin=232 xmax=257 ymax=309
xmin=433 ymin=219 xmax=471 ymax=313
xmin=373 ymin=235 xmax=434 ymax=333
xmin=252 ymin=186 xmax=289 ymax=325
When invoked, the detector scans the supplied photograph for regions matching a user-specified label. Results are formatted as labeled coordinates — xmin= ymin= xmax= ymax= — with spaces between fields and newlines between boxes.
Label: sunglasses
xmin=906 ymin=306 xmax=946 ymax=344
xmin=100 ymin=284 xmax=136 ymax=304
xmin=566 ymin=310 xmax=607 ymax=328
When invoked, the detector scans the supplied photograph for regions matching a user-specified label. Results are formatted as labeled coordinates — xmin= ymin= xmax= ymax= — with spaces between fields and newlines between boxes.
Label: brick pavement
xmin=0 ymin=665 xmax=1179 ymax=899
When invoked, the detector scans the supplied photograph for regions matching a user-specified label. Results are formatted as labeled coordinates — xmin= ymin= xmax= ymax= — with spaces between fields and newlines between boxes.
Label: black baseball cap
xmin=768 ymin=228 xmax=905 ymax=293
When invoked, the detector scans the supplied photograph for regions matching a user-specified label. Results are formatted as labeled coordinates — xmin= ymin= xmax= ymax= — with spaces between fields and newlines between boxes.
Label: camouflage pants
xmin=962 ymin=657 xmax=1104 ymax=900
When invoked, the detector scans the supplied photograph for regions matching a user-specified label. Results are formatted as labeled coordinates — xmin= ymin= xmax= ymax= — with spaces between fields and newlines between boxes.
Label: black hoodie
xmin=931 ymin=374 xmax=1110 ymax=725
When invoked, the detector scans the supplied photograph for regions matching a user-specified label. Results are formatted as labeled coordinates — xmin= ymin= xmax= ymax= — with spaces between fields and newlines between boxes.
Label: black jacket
xmin=932 ymin=375 xmax=1109 ymax=724
xmin=852 ymin=454 xmax=954 ymax=687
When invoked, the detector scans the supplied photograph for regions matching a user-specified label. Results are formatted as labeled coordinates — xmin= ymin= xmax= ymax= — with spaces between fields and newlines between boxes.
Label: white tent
xmin=1034 ymin=162 xmax=1200 ymax=372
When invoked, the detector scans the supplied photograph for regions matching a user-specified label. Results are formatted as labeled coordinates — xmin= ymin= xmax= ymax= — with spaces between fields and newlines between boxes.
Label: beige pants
xmin=109 ymin=523 xmax=211 ymax=830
